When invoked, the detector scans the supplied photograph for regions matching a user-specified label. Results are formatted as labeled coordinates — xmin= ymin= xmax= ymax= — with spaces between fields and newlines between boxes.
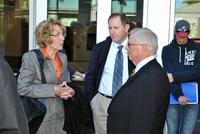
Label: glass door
xmin=0 ymin=0 xmax=29 ymax=72
xmin=47 ymin=0 xmax=97 ymax=72
xmin=111 ymin=0 xmax=143 ymax=28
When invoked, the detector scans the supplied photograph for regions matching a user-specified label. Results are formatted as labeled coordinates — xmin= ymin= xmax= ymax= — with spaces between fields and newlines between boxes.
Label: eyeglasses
xmin=50 ymin=32 xmax=66 ymax=38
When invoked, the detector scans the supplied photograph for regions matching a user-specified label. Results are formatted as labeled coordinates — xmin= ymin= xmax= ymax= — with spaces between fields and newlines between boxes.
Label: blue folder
xmin=170 ymin=82 xmax=198 ymax=104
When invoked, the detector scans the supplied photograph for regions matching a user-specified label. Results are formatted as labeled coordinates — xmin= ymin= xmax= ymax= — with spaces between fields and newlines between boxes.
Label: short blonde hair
xmin=35 ymin=18 xmax=66 ymax=48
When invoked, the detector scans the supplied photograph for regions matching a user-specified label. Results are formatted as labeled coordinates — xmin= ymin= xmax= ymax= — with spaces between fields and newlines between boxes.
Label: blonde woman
xmin=18 ymin=19 xmax=75 ymax=134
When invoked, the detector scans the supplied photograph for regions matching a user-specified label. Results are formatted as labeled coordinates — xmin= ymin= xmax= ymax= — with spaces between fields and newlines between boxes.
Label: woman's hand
xmin=55 ymin=81 xmax=75 ymax=100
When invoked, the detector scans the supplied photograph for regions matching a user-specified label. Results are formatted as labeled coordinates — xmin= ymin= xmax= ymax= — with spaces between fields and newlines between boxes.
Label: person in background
xmin=17 ymin=18 xmax=75 ymax=134
xmin=0 ymin=54 xmax=29 ymax=134
xmin=162 ymin=20 xmax=200 ymax=134
xmin=107 ymin=28 xmax=170 ymax=134
xmin=84 ymin=13 xmax=135 ymax=134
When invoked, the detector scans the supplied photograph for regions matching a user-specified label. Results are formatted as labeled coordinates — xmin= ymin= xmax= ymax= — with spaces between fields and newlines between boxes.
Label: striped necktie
xmin=112 ymin=45 xmax=123 ymax=96
xmin=130 ymin=69 xmax=135 ymax=77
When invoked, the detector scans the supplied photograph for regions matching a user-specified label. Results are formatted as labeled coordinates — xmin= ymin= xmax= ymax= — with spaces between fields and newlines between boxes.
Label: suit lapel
xmin=97 ymin=37 xmax=112 ymax=80
xmin=111 ymin=70 xmax=138 ymax=102
xmin=112 ymin=59 xmax=157 ymax=100
xmin=101 ymin=43 xmax=111 ymax=64
xmin=128 ymin=59 xmax=135 ymax=75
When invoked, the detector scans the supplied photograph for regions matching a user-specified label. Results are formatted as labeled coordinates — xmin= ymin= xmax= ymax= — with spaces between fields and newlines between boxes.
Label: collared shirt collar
xmin=134 ymin=55 xmax=155 ymax=74
xmin=112 ymin=37 xmax=128 ymax=49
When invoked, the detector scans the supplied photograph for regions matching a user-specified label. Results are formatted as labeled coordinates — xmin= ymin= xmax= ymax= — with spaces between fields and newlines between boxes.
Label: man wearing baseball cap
xmin=162 ymin=20 xmax=200 ymax=134
xmin=175 ymin=20 xmax=190 ymax=44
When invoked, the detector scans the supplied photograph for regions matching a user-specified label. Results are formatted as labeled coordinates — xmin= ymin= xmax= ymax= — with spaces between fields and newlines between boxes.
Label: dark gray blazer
xmin=0 ymin=55 xmax=29 ymax=134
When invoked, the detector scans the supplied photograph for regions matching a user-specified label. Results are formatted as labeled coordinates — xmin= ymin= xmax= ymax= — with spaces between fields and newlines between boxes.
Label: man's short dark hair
xmin=108 ymin=13 xmax=129 ymax=26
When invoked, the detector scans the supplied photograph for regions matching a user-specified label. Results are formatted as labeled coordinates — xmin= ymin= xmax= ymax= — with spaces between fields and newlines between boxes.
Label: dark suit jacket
xmin=63 ymin=82 xmax=94 ymax=134
xmin=0 ymin=55 xmax=29 ymax=134
xmin=85 ymin=36 xmax=135 ymax=101
xmin=107 ymin=59 xmax=170 ymax=134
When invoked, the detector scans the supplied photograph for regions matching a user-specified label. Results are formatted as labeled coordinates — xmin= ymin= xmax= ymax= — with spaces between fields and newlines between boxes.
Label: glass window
xmin=48 ymin=0 xmax=97 ymax=72
xmin=111 ymin=0 xmax=143 ymax=28
xmin=175 ymin=0 xmax=200 ymax=41
xmin=0 ymin=0 xmax=29 ymax=72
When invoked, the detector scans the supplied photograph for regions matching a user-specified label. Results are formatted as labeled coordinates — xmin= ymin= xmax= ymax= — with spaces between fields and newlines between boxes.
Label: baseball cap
xmin=175 ymin=20 xmax=190 ymax=37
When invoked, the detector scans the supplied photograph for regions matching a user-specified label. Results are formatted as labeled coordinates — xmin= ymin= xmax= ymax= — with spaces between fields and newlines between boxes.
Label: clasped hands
xmin=54 ymin=81 xmax=75 ymax=100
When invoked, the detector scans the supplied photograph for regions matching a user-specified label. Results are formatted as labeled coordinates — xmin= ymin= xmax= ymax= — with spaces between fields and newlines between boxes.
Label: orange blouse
xmin=41 ymin=47 xmax=62 ymax=80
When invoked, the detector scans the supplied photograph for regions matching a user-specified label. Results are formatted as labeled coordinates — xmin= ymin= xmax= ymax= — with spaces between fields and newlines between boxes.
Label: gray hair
xmin=129 ymin=28 xmax=158 ymax=54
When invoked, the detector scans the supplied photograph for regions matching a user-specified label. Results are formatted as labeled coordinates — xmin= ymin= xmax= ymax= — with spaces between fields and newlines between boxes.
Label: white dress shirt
xmin=98 ymin=38 xmax=129 ymax=96
xmin=134 ymin=55 xmax=156 ymax=74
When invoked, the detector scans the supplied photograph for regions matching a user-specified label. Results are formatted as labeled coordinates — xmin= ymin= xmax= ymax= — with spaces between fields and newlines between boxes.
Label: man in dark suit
xmin=85 ymin=13 xmax=135 ymax=134
xmin=0 ymin=54 xmax=29 ymax=133
xmin=107 ymin=28 xmax=170 ymax=134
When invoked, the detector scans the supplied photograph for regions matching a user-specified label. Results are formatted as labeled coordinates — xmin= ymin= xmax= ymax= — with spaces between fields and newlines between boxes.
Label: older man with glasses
xmin=107 ymin=28 xmax=170 ymax=134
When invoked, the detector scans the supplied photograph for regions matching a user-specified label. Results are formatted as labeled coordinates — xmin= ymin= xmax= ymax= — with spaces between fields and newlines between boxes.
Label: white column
xmin=29 ymin=0 xmax=47 ymax=50
xmin=96 ymin=0 xmax=112 ymax=43
xmin=143 ymin=0 xmax=173 ymax=65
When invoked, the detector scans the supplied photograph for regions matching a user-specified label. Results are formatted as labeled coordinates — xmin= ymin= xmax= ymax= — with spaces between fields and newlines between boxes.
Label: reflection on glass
xmin=175 ymin=0 xmax=200 ymax=39
xmin=48 ymin=0 xmax=97 ymax=72
xmin=112 ymin=0 xmax=136 ymax=13
xmin=111 ymin=0 xmax=143 ymax=28
xmin=0 ymin=0 xmax=29 ymax=72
